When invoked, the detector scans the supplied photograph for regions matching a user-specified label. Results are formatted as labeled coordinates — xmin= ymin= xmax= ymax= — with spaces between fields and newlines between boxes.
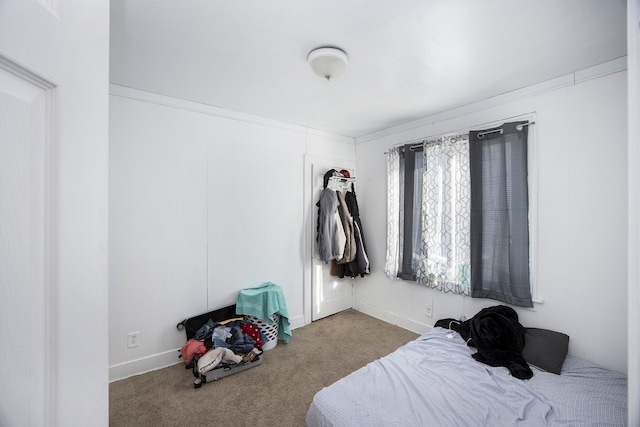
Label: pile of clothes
xmin=436 ymin=305 xmax=533 ymax=380
xmin=180 ymin=317 xmax=266 ymax=375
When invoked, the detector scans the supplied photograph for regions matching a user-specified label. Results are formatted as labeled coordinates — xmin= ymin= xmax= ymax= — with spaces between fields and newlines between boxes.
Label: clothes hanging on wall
xmin=316 ymin=185 xmax=345 ymax=262
xmin=316 ymin=169 xmax=370 ymax=278
xmin=340 ymin=190 xmax=370 ymax=278
xmin=336 ymin=190 xmax=356 ymax=264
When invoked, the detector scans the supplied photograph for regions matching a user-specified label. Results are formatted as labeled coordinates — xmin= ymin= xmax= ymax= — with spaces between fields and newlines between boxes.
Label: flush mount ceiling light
xmin=307 ymin=47 xmax=348 ymax=81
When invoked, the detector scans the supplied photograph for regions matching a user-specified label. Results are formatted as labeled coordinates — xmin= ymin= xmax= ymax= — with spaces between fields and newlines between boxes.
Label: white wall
xmin=354 ymin=63 xmax=628 ymax=374
xmin=108 ymin=87 xmax=355 ymax=380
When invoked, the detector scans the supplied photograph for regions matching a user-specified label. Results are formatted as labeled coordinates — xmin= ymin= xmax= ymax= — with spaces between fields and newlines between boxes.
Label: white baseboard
xmin=288 ymin=314 xmax=305 ymax=330
xmin=109 ymin=349 xmax=181 ymax=383
xmin=355 ymin=302 xmax=432 ymax=336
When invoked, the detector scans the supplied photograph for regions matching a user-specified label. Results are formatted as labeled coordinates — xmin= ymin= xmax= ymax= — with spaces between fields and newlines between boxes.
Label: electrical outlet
xmin=127 ymin=332 xmax=140 ymax=348
xmin=425 ymin=300 xmax=433 ymax=317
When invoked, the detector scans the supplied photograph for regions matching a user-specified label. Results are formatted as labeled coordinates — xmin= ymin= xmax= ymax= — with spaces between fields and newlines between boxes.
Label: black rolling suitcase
xmin=176 ymin=304 xmax=263 ymax=388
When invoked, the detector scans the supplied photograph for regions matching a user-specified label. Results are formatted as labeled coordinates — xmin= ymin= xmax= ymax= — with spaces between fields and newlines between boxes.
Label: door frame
xmin=303 ymin=154 xmax=356 ymax=324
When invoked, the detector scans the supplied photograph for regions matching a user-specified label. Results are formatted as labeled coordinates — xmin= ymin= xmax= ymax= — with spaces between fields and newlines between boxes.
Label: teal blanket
xmin=236 ymin=282 xmax=291 ymax=343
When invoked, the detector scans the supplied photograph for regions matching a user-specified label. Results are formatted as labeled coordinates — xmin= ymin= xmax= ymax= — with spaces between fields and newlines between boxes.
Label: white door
xmin=304 ymin=156 xmax=357 ymax=321
xmin=0 ymin=1 xmax=109 ymax=426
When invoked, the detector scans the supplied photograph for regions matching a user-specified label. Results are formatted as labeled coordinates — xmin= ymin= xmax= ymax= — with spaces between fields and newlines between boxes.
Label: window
xmin=385 ymin=121 xmax=533 ymax=307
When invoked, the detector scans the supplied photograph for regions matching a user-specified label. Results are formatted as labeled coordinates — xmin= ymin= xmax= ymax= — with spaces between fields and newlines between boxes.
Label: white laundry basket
xmin=245 ymin=313 xmax=280 ymax=350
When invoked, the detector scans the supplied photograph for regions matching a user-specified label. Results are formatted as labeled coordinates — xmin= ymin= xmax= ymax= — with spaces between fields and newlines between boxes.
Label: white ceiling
xmin=109 ymin=0 xmax=627 ymax=139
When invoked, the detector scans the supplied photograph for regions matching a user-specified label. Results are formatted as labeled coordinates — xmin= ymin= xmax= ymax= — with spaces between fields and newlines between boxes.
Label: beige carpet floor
xmin=109 ymin=309 xmax=419 ymax=426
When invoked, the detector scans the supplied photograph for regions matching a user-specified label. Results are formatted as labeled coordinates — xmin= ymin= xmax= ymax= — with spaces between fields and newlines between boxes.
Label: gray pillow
xmin=521 ymin=328 xmax=569 ymax=375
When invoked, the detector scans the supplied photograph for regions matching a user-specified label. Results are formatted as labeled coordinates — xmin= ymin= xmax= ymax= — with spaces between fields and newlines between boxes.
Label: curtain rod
xmin=383 ymin=132 xmax=466 ymax=154
xmin=517 ymin=121 xmax=534 ymax=130
xmin=476 ymin=121 xmax=535 ymax=139
xmin=383 ymin=120 xmax=535 ymax=154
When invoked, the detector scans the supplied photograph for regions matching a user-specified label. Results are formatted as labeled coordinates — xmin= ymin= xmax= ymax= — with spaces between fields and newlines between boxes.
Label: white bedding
xmin=306 ymin=328 xmax=627 ymax=426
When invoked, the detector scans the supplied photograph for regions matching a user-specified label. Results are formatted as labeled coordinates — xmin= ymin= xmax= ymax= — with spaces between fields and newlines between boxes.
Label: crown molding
xmin=109 ymin=84 xmax=351 ymax=145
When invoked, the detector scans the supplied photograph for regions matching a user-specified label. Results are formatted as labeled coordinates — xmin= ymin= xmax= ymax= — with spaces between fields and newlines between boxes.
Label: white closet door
xmin=0 ymin=1 xmax=108 ymax=426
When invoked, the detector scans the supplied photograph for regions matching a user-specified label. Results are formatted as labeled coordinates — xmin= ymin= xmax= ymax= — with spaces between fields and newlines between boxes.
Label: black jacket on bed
xmin=435 ymin=305 xmax=533 ymax=380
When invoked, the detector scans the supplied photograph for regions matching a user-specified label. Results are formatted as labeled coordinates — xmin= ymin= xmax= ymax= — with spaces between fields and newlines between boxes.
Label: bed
xmin=306 ymin=326 xmax=627 ymax=426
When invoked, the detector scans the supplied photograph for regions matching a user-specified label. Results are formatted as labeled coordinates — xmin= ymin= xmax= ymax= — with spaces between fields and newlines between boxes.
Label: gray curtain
xmin=469 ymin=121 xmax=532 ymax=307
xmin=398 ymin=144 xmax=424 ymax=280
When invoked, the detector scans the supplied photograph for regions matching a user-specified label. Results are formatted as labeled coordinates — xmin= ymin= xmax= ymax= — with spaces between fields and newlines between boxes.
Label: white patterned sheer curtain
xmin=384 ymin=146 xmax=401 ymax=280
xmin=416 ymin=135 xmax=471 ymax=295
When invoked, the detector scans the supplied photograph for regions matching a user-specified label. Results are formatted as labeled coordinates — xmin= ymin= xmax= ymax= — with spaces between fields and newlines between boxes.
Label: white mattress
xmin=306 ymin=328 xmax=627 ymax=426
